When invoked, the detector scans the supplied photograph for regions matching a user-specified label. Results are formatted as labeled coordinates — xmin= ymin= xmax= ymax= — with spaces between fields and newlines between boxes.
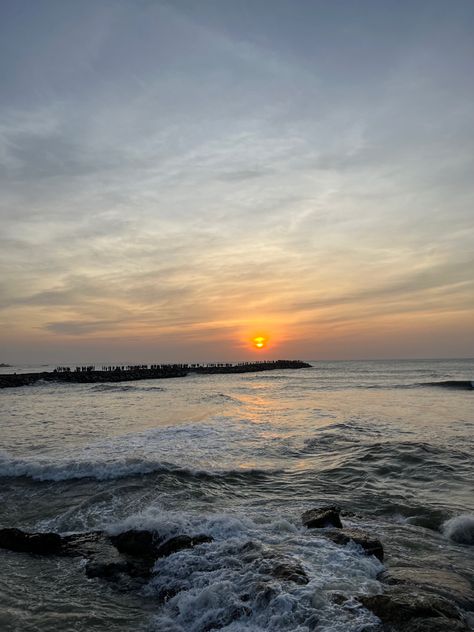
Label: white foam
xmin=131 ymin=509 xmax=383 ymax=632
xmin=441 ymin=514 xmax=474 ymax=545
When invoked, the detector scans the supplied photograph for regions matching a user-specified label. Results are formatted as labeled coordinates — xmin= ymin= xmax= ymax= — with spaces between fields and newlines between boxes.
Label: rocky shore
xmin=0 ymin=360 xmax=311 ymax=389
xmin=1 ymin=506 xmax=472 ymax=631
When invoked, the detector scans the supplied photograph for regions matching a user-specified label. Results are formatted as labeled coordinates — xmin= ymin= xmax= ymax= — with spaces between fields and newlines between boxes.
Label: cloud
xmin=0 ymin=0 xmax=473 ymax=360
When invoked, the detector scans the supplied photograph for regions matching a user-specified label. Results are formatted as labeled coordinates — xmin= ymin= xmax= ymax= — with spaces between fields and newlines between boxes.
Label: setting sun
xmin=252 ymin=336 xmax=268 ymax=349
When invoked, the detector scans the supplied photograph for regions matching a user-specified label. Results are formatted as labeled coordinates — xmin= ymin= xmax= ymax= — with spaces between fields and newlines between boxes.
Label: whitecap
xmin=441 ymin=514 xmax=474 ymax=545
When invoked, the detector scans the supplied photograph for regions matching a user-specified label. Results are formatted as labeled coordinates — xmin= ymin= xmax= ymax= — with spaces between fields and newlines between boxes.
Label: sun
xmin=252 ymin=336 xmax=268 ymax=350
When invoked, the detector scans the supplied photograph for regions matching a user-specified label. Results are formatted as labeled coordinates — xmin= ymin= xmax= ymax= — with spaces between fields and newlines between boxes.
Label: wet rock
xmin=155 ymin=534 xmax=213 ymax=558
xmin=270 ymin=560 xmax=309 ymax=585
xmin=0 ymin=526 xmax=216 ymax=591
xmin=0 ymin=528 xmax=62 ymax=554
xmin=379 ymin=567 xmax=474 ymax=611
xmin=109 ymin=529 xmax=161 ymax=558
xmin=302 ymin=506 xmax=342 ymax=529
xmin=360 ymin=587 xmax=462 ymax=627
xmin=109 ymin=530 xmax=212 ymax=559
xmin=323 ymin=528 xmax=384 ymax=562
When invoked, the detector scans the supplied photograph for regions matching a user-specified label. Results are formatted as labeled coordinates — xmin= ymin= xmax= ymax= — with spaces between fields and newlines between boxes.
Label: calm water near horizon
xmin=0 ymin=359 xmax=473 ymax=631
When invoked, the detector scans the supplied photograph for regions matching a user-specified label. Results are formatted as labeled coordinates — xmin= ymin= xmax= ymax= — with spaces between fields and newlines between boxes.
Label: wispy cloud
xmin=1 ymin=0 xmax=473 ymax=361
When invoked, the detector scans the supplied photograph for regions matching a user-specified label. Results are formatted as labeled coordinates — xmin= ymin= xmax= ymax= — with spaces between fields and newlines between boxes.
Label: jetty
xmin=0 ymin=360 xmax=311 ymax=389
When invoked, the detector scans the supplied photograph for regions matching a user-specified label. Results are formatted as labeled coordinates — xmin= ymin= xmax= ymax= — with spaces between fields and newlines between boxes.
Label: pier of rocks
xmin=0 ymin=360 xmax=311 ymax=388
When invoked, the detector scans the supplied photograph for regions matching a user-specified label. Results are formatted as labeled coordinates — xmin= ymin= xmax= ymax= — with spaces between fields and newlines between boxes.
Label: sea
xmin=0 ymin=359 xmax=473 ymax=632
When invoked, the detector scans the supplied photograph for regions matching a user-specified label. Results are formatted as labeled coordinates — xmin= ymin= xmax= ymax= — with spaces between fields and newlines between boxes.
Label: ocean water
xmin=0 ymin=359 xmax=473 ymax=632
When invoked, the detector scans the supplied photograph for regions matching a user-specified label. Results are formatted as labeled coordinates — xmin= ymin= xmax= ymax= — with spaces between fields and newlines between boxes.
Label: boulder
xmin=379 ymin=567 xmax=474 ymax=611
xmin=0 ymin=528 xmax=62 ymax=554
xmin=302 ymin=507 xmax=342 ymax=529
xmin=270 ymin=560 xmax=309 ymax=585
xmin=323 ymin=528 xmax=384 ymax=562
xmin=360 ymin=587 xmax=462 ymax=626
xmin=155 ymin=534 xmax=213 ymax=558
xmin=109 ymin=529 xmax=161 ymax=558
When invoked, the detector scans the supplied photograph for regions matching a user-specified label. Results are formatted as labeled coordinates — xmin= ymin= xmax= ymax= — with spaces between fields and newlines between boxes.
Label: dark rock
xmin=270 ymin=560 xmax=309 ymax=585
xmin=302 ymin=507 xmax=342 ymax=529
xmin=323 ymin=528 xmax=384 ymax=562
xmin=109 ymin=529 xmax=161 ymax=558
xmin=379 ymin=567 xmax=474 ymax=611
xmin=0 ymin=528 xmax=62 ymax=554
xmin=155 ymin=534 xmax=213 ymax=558
xmin=0 ymin=526 xmax=216 ymax=591
xmin=360 ymin=587 xmax=462 ymax=626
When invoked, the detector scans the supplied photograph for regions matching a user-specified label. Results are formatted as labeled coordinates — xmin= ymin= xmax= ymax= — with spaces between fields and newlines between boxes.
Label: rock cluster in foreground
xmin=0 ymin=505 xmax=472 ymax=631
xmin=302 ymin=506 xmax=472 ymax=631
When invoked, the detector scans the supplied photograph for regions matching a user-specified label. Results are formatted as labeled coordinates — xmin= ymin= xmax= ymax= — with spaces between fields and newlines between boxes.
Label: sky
xmin=1 ymin=0 xmax=473 ymax=363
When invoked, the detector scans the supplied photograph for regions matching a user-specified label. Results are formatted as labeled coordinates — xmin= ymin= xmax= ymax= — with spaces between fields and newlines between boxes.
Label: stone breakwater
xmin=1 ymin=506 xmax=472 ymax=631
xmin=0 ymin=360 xmax=311 ymax=389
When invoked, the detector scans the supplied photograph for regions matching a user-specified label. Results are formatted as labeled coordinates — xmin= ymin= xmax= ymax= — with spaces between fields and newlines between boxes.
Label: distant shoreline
xmin=0 ymin=360 xmax=312 ymax=389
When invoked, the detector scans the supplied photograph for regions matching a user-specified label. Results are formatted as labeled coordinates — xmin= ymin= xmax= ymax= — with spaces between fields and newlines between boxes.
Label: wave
xmin=199 ymin=392 xmax=242 ymax=404
xmin=441 ymin=514 xmax=474 ymax=544
xmin=89 ymin=383 xmax=165 ymax=393
xmin=350 ymin=380 xmax=473 ymax=390
xmin=114 ymin=509 xmax=381 ymax=632
xmin=420 ymin=380 xmax=474 ymax=390
xmin=0 ymin=452 xmax=277 ymax=483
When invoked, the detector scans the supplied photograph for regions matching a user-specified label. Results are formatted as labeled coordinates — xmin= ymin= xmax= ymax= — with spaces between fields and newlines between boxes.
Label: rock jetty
xmin=0 ymin=360 xmax=311 ymax=389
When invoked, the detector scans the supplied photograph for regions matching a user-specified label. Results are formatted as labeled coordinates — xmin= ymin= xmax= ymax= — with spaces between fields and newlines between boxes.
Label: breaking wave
xmin=442 ymin=514 xmax=474 ymax=545
xmin=0 ymin=451 xmax=276 ymax=483
xmin=107 ymin=509 xmax=383 ymax=632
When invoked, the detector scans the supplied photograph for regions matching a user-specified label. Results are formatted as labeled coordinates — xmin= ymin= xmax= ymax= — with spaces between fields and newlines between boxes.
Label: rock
xmin=379 ymin=567 xmax=474 ymax=611
xmin=270 ymin=560 xmax=309 ymax=585
xmin=323 ymin=528 xmax=384 ymax=562
xmin=155 ymin=534 xmax=213 ymax=558
xmin=0 ymin=526 xmax=217 ymax=592
xmin=302 ymin=507 xmax=342 ymax=529
xmin=0 ymin=528 xmax=62 ymax=554
xmin=109 ymin=529 xmax=161 ymax=558
xmin=360 ymin=587 xmax=462 ymax=626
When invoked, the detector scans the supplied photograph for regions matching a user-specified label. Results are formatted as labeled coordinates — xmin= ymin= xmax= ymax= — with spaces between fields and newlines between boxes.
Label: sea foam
xmin=442 ymin=514 xmax=474 ymax=545
xmin=113 ymin=508 xmax=383 ymax=632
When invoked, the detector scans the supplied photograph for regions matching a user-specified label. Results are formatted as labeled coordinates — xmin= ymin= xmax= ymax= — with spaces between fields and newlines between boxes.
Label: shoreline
xmin=0 ymin=360 xmax=311 ymax=389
